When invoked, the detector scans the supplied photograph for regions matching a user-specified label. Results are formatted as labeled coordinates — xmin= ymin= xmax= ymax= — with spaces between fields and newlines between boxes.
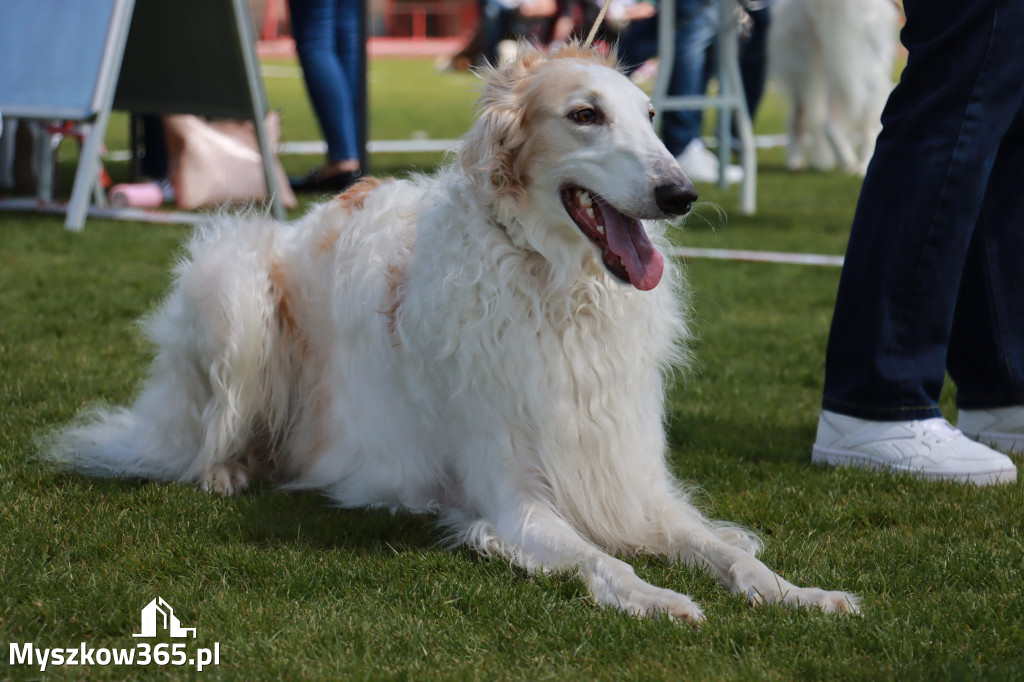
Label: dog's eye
xmin=569 ymin=107 xmax=599 ymax=125
xmin=649 ymin=108 xmax=656 ymax=123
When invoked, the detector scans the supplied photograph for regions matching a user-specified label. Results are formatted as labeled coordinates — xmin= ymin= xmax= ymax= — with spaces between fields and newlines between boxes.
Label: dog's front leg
xmin=667 ymin=525 xmax=860 ymax=615
xmin=490 ymin=501 xmax=706 ymax=624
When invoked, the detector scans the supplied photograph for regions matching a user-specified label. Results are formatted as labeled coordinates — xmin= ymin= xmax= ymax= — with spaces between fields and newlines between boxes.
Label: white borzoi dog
xmin=49 ymin=44 xmax=858 ymax=622
xmin=769 ymin=0 xmax=900 ymax=175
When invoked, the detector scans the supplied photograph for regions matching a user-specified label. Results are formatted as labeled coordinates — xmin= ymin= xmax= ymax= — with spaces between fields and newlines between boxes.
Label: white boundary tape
xmin=107 ymin=134 xmax=788 ymax=161
xmin=668 ymin=246 xmax=844 ymax=267
xmin=0 ymin=197 xmax=209 ymax=225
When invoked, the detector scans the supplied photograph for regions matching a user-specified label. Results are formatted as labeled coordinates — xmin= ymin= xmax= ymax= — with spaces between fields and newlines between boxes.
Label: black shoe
xmin=289 ymin=168 xmax=361 ymax=194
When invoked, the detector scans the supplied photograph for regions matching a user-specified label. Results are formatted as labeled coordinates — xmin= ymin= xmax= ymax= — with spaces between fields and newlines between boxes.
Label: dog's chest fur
xmin=302 ymin=175 xmax=689 ymax=535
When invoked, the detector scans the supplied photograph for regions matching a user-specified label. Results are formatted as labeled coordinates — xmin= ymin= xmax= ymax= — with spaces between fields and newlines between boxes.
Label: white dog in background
xmin=49 ymin=44 xmax=858 ymax=623
xmin=769 ymin=0 xmax=900 ymax=175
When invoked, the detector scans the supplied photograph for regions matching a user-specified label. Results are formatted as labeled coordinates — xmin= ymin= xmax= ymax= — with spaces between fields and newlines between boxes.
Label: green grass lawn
xmin=2 ymin=57 xmax=1023 ymax=680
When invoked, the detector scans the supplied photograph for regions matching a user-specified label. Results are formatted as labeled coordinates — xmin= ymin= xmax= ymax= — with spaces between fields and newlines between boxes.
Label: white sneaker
xmin=812 ymin=410 xmax=1017 ymax=485
xmin=958 ymin=406 xmax=1024 ymax=454
xmin=675 ymin=139 xmax=743 ymax=185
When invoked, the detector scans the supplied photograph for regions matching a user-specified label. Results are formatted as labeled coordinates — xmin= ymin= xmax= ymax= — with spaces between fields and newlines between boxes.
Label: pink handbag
xmin=163 ymin=112 xmax=297 ymax=210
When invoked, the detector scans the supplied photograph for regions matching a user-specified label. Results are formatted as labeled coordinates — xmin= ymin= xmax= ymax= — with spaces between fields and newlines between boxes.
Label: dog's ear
xmin=459 ymin=51 xmax=543 ymax=209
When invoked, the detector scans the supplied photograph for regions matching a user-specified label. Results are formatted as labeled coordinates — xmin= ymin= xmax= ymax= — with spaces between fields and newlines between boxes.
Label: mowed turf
xmin=1 ymin=57 xmax=1022 ymax=680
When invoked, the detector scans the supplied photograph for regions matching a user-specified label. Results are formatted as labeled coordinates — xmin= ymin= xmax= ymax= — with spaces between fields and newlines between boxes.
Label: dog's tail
xmin=43 ymin=215 xmax=289 ymax=486
xmin=43 ymin=404 xmax=198 ymax=482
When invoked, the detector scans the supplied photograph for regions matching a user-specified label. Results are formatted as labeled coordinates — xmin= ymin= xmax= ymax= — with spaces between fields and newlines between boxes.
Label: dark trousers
xmin=823 ymin=0 xmax=1024 ymax=420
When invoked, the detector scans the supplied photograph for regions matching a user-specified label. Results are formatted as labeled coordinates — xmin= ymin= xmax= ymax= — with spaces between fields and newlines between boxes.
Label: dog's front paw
xmin=729 ymin=561 xmax=860 ymax=615
xmin=199 ymin=464 xmax=250 ymax=496
xmin=757 ymin=584 xmax=861 ymax=615
xmin=614 ymin=581 xmax=706 ymax=624
xmin=792 ymin=587 xmax=861 ymax=614
xmin=589 ymin=563 xmax=705 ymax=624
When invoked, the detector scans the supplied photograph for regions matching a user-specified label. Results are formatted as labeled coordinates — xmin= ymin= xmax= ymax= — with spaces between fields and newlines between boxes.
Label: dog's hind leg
xmin=825 ymin=116 xmax=860 ymax=174
xmin=803 ymin=87 xmax=836 ymax=171
xmin=853 ymin=95 xmax=886 ymax=176
xmin=160 ymin=231 xmax=288 ymax=495
xmin=50 ymin=223 xmax=284 ymax=495
xmin=786 ymin=100 xmax=808 ymax=171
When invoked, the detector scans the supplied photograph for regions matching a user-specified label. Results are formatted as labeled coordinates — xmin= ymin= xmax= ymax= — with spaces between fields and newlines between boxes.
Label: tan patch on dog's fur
xmin=380 ymin=236 xmax=414 ymax=347
xmin=383 ymin=263 xmax=404 ymax=345
xmin=336 ymin=176 xmax=384 ymax=213
xmin=270 ymin=261 xmax=308 ymax=358
xmin=317 ymin=177 xmax=389 ymax=253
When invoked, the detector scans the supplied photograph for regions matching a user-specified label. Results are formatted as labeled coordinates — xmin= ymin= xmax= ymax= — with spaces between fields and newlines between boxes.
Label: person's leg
xmin=822 ymin=0 xmax=1024 ymax=421
xmin=617 ymin=15 xmax=659 ymax=76
xmin=659 ymin=0 xmax=718 ymax=156
xmin=140 ymin=115 xmax=167 ymax=180
xmin=479 ymin=0 xmax=519 ymax=65
xmin=289 ymin=0 xmax=360 ymax=166
xmin=951 ymin=108 xmax=1024 ymax=453
xmin=334 ymin=0 xmax=363 ymax=165
xmin=738 ymin=0 xmax=771 ymax=121
xmin=949 ymin=101 xmax=1024 ymax=409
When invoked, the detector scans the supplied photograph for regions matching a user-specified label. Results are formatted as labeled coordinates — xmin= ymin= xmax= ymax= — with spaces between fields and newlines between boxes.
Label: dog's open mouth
xmin=560 ymin=185 xmax=664 ymax=291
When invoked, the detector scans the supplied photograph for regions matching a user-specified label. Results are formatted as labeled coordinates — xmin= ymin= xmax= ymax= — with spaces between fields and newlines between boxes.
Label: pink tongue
xmin=597 ymin=199 xmax=664 ymax=290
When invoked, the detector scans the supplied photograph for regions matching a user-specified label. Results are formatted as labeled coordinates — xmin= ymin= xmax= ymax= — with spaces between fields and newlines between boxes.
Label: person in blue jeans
xmin=288 ymin=0 xmax=363 ymax=193
xmin=617 ymin=0 xmax=741 ymax=183
xmin=812 ymin=0 xmax=1023 ymax=485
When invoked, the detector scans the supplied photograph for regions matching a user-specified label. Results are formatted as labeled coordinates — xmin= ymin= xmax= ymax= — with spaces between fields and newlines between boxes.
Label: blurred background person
xmin=288 ymin=0 xmax=364 ymax=193
xmin=617 ymin=0 xmax=743 ymax=184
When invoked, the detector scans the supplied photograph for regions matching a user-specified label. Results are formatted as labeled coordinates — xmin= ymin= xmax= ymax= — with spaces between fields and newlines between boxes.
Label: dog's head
xmin=459 ymin=43 xmax=696 ymax=291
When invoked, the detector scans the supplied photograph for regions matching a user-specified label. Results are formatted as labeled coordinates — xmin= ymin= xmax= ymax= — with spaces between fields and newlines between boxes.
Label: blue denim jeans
xmin=479 ymin=0 xmax=516 ymax=65
xmin=822 ymin=0 xmax=1024 ymax=421
xmin=289 ymin=0 xmax=363 ymax=163
xmin=738 ymin=0 xmax=772 ymax=120
xmin=617 ymin=0 xmax=718 ymax=156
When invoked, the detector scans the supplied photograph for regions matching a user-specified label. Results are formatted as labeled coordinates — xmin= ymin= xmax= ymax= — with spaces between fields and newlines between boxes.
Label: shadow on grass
xmin=229 ymin=485 xmax=446 ymax=555
xmin=667 ymin=413 xmax=817 ymax=467
xmin=49 ymin=469 xmax=450 ymax=557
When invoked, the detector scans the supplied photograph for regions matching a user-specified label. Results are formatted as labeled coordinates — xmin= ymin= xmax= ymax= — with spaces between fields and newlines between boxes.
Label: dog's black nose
xmin=654 ymin=181 xmax=698 ymax=216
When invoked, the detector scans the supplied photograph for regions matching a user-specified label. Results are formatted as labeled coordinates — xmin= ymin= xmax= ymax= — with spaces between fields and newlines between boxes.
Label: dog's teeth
xmin=596 ymin=224 xmax=605 ymax=235
xmin=578 ymin=191 xmax=593 ymax=208
xmin=586 ymin=207 xmax=595 ymax=220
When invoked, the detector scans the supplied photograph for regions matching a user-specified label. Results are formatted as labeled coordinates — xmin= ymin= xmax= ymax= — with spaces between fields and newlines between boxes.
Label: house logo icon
xmin=132 ymin=597 xmax=196 ymax=638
